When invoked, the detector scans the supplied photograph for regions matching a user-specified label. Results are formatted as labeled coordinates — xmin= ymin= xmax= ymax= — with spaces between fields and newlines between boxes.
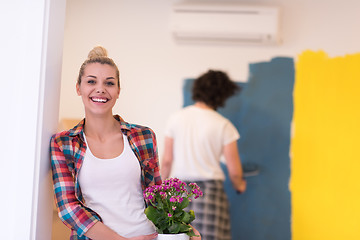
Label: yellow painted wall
xmin=291 ymin=51 xmax=360 ymax=239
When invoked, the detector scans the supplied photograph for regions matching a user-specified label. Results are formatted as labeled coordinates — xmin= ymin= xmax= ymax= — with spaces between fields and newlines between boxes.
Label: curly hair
xmin=192 ymin=70 xmax=240 ymax=110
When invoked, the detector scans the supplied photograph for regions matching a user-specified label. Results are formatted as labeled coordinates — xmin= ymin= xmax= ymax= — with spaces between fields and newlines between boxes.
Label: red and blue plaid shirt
xmin=50 ymin=115 xmax=162 ymax=239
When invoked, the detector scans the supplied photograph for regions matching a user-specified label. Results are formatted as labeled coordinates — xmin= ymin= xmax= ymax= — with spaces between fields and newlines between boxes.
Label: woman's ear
xmin=76 ymin=83 xmax=81 ymax=96
xmin=117 ymin=87 xmax=121 ymax=99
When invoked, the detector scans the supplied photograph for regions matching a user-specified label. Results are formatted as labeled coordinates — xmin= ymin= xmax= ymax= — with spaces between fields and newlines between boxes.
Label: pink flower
xmin=143 ymin=177 xmax=203 ymax=231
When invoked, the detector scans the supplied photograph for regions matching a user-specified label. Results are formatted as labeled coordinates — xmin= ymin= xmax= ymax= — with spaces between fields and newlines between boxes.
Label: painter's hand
xmin=236 ymin=179 xmax=247 ymax=194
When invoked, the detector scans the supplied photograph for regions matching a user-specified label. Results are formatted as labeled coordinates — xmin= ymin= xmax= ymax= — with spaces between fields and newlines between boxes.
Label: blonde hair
xmin=77 ymin=46 xmax=120 ymax=88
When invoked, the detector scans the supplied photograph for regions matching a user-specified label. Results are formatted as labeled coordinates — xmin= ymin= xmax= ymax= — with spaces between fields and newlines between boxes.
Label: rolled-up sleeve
xmin=150 ymin=129 xmax=162 ymax=186
xmin=50 ymin=134 xmax=99 ymax=237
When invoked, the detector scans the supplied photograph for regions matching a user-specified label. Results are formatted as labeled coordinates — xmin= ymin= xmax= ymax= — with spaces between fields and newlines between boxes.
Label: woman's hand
xmin=127 ymin=232 xmax=158 ymax=240
xmin=190 ymin=225 xmax=201 ymax=240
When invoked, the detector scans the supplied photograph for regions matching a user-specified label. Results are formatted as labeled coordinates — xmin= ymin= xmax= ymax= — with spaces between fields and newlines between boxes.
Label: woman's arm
xmin=85 ymin=222 xmax=158 ymax=240
xmin=85 ymin=222 xmax=124 ymax=240
xmin=160 ymin=136 xmax=174 ymax=180
xmin=50 ymin=134 xmax=100 ymax=237
xmin=223 ymin=141 xmax=247 ymax=193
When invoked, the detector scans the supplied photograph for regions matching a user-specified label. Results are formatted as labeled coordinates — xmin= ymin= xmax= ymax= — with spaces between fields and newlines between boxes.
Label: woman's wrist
xmin=236 ymin=178 xmax=247 ymax=194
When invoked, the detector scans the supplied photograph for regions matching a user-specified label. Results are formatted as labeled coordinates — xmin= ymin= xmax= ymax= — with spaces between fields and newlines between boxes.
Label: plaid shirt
xmin=50 ymin=115 xmax=162 ymax=239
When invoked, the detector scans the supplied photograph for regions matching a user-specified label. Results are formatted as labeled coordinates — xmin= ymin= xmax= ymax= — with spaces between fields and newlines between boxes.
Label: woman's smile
xmin=90 ymin=96 xmax=109 ymax=103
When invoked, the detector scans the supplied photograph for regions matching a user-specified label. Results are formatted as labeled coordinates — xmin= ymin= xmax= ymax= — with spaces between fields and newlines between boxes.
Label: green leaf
xmin=157 ymin=216 xmax=170 ymax=231
xmin=168 ymin=222 xmax=181 ymax=233
xmin=188 ymin=210 xmax=195 ymax=223
xmin=155 ymin=196 xmax=164 ymax=209
xmin=174 ymin=211 xmax=183 ymax=219
xmin=144 ymin=206 xmax=161 ymax=224
xmin=181 ymin=212 xmax=190 ymax=223
xmin=178 ymin=197 xmax=189 ymax=209
xmin=187 ymin=229 xmax=198 ymax=237
xmin=179 ymin=223 xmax=191 ymax=232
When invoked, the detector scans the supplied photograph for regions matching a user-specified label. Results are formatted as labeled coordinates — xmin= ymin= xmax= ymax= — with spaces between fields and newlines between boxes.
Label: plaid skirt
xmin=185 ymin=180 xmax=231 ymax=240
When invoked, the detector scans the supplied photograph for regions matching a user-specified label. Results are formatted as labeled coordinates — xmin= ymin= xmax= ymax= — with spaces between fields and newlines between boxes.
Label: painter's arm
xmin=160 ymin=136 xmax=174 ymax=180
xmin=223 ymin=140 xmax=247 ymax=193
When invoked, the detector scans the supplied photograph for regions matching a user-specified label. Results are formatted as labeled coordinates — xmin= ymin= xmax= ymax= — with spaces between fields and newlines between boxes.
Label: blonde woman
xmin=51 ymin=46 xmax=161 ymax=240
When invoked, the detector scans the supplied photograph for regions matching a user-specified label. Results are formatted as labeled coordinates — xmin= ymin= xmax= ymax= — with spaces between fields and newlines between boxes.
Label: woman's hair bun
xmin=87 ymin=46 xmax=108 ymax=59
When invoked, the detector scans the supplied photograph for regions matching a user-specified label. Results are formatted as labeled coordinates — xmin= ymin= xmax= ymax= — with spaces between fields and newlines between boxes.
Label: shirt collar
xmin=68 ymin=115 xmax=130 ymax=137
xmin=68 ymin=119 xmax=85 ymax=137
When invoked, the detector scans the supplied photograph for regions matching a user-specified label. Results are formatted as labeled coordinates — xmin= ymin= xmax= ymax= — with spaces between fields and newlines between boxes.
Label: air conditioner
xmin=170 ymin=1 xmax=281 ymax=45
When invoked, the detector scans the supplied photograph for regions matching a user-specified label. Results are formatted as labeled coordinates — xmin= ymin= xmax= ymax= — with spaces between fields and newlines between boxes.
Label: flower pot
xmin=156 ymin=233 xmax=190 ymax=240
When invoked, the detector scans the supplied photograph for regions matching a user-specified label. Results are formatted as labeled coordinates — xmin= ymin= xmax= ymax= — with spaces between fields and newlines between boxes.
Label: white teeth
xmin=92 ymin=97 xmax=107 ymax=103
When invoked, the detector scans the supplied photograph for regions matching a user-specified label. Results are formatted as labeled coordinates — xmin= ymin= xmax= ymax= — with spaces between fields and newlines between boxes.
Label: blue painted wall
xmin=182 ymin=57 xmax=294 ymax=240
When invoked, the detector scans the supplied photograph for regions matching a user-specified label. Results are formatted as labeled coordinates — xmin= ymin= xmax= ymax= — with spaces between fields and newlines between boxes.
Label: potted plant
xmin=143 ymin=178 xmax=203 ymax=239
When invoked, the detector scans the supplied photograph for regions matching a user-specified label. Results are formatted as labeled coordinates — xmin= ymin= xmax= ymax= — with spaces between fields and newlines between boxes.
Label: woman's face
xmin=76 ymin=62 xmax=120 ymax=117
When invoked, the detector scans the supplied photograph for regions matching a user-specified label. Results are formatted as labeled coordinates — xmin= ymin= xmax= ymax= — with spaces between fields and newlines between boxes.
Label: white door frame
xmin=30 ymin=1 xmax=67 ymax=239
xmin=0 ymin=0 xmax=66 ymax=239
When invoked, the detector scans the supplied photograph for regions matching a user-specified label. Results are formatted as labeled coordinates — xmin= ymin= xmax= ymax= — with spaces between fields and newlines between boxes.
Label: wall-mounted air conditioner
xmin=170 ymin=1 xmax=281 ymax=45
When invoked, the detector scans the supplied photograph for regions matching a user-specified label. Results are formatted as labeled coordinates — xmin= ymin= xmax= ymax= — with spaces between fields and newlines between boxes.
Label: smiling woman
xmin=76 ymin=62 xmax=120 ymax=118
xmin=50 ymin=46 xmax=166 ymax=240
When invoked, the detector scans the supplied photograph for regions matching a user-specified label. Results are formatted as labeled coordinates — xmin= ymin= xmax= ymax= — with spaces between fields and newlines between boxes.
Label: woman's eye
xmin=87 ymin=80 xmax=95 ymax=84
xmin=106 ymin=82 xmax=115 ymax=86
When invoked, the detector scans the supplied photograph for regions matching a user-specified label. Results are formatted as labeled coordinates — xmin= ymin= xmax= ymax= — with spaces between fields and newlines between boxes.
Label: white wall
xmin=0 ymin=0 xmax=66 ymax=239
xmin=59 ymin=0 xmax=360 ymax=155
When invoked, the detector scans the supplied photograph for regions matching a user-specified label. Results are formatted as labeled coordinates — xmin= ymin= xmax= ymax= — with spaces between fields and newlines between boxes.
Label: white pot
xmin=156 ymin=233 xmax=190 ymax=240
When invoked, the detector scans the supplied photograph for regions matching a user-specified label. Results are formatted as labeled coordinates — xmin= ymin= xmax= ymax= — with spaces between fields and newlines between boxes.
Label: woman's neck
xmin=83 ymin=113 xmax=121 ymax=141
xmin=194 ymin=102 xmax=213 ymax=110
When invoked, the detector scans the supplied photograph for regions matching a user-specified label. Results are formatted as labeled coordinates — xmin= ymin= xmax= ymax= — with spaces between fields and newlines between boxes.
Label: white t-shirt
xmin=165 ymin=105 xmax=240 ymax=181
xmin=78 ymin=134 xmax=155 ymax=237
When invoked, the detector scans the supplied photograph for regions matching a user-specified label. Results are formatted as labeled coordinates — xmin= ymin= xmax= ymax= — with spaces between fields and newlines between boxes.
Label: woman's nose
xmin=96 ymin=87 xmax=105 ymax=94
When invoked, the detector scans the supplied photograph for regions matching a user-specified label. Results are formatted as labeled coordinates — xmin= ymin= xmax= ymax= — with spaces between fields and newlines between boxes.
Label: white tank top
xmin=78 ymin=133 xmax=155 ymax=237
